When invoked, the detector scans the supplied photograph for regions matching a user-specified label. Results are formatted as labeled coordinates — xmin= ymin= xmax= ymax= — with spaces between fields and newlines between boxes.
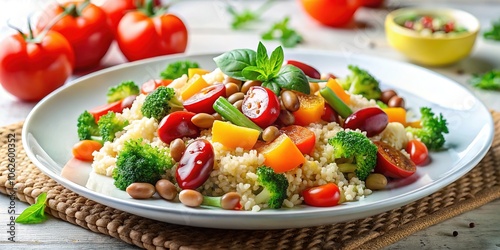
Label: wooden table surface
xmin=0 ymin=0 xmax=499 ymax=249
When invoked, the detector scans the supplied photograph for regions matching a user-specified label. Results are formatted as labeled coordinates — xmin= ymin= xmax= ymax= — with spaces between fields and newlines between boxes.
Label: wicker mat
xmin=0 ymin=112 xmax=499 ymax=250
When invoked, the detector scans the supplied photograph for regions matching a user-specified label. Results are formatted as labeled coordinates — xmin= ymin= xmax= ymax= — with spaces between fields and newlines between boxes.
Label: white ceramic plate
xmin=23 ymin=51 xmax=494 ymax=230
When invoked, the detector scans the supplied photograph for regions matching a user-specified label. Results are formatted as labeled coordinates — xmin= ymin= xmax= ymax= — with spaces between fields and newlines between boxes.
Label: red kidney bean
xmin=343 ymin=107 xmax=388 ymax=137
xmin=175 ymin=139 xmax=214 ymax=189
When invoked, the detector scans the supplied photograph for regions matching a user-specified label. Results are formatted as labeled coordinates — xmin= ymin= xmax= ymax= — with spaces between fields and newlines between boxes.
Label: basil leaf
xmin=16 ymin=192 xmax=48 ymax=224
xmin=213 ymin=49 xmax=257 ymax=80
xmin=272 ymin=64 xmax=310 ymax=94
xmin=256 ymin=42 xmax=269 ymax=69
xmin=262 ymin=80 xmax=281 ymax=95
xmin=242 ymin=66 xmax=266 ymax=81
xmin=268 ymin=45 xmax=284 ymax=77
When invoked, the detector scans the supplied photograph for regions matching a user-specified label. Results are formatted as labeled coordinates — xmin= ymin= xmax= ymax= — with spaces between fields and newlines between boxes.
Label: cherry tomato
xmin=158 ymin=111 xmax=200 ymax=144
xmin=176 ymin=139 xmax=214 ymax=190
xmin=302 ymin=183 xmax=341 ymax=207
xmin=116 ymin=3 xmax=188 ymax=61
xmin=72 ymin=140 xmax=102 ymax=162
xmin=140 ymin=79 xmax=173 ymax=95
xmin=183 ymin=84 xmax=226 ymax=114
xmin=279 ymin=125 xmax=316 ymax=155
xmin=242 ymin=86 xmax=280 ymax=128
xmin=321 ymin=104 xmax=340 ymax=124
xmin=0 ymin=28 xmax=74 ymax=102
xmin=89 ymin=100 xmax=124 ymax=122
xmin=299 ymin=0 xmax=362 ymax=27
xmin=421 ymin=16 xmax=434 ymax=30
xmin=374 ymin=141 xmax=416 ymax=179
xmin=406 ymin=139 xmax=429 ymax=165
xmin=36 ymin=1 xmax=113 ymax=70
xmin=343 ymin=107 xmax=388 ymax=137
xmin=285 ymin=60 xmax=321 ymax=79
xmin=94 ymin=0 xmax=161 ymax=36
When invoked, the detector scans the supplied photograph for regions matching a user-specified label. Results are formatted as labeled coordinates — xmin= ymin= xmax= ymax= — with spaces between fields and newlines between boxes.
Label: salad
xmin=397 ymin=14 xmax=468 ymax=36
xmin=73 ymin=42 xmax=449 ymax=211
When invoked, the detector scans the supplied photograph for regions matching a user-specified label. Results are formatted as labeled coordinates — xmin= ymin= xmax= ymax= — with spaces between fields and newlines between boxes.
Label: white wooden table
xmin=0 ymin=0 xmax=499 ymax=249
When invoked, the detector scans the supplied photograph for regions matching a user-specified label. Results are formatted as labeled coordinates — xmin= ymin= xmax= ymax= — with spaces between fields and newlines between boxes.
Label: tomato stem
xmin=144 ymin=0 xmax=156 ymax=16
xmin=6 ymin=19 xmax=26 ymax=39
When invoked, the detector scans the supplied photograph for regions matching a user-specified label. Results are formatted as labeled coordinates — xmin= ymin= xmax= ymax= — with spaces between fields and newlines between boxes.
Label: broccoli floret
xmin=107 ymin=80 xmax=140 ymax=103
xmin=141 ymin=86 xmax=183 ymax=121
xmin=77 ymin=110 xmax=100 ymax=140
xmin=328 ymin=130 xmax=377 ymax=181
xmin=341 ymin=65 xmax=382 ymax=100
xmin=254 ymin=166 xmax=288 ymax=209
xmin=97 ymin=112 xmax=129 ymax=142
xmin=113 ymin=138 xmax=174 ymax=190
xmin=406 ymin=107 xmax=449 ymax=150
xmin=160 ymin=60 xmax=200 ymax=80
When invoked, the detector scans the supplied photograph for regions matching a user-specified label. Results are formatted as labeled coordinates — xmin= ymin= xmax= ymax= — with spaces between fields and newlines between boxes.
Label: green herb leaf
xmin=160 ymin=60 xmax=200 ymax=80
xmin=268 ymin=45 xmax=284 ymax=77
xmin=256 ymin=42 xmax=269 ymax=70
xmin=261 ymin=81 xmax=281 ymax=95
xmin=470 ymin=69 xmax=500 ymax=90
xmin=227 ymin=0 xmax=275 ymax=30
xmin=269 ymin=65 xmax=310 ymax=94
xmin=242 ymin=66 xmax=266 ymax=81
xmin=483 ymin=19 xmax=500 ymax=41
xmin=214 ymin=49 xmax=257 ymax=80
xmin=261 ymin=17 xmax=303 ymax=48
xmin=16 ymin=192 xmax=48 ymax=224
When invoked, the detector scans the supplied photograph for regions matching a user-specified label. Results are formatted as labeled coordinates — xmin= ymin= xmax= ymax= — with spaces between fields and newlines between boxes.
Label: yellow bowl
xmin=385 ymin=8 xmax=480 ymax=66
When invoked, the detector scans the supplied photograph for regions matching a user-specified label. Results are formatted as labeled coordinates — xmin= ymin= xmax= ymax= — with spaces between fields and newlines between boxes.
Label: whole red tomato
xmin=94 ymin=0 xmax=161 ymax=35
xmin=299 ymin=0 xmax=362 ymax=27
xmin=36 ymin=0 xmax=113 ymax=70
xmin=116 ymin=1 xmax=188 ymax=61
xmin=0 ymin=29 xmax=74 ymax=102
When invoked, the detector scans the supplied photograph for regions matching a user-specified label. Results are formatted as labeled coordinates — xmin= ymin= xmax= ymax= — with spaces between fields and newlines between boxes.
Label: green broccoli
xmin=406 ymin=107 xmax=449 ymax=150
xmin=97 ymin=112 xmax=129 ymax=142
xmin=254 ymin=165 xmax=288 ymax=209
xmin=340 ymin=65 xmax=382 ymax=100
xmin=107 ymin=80 xmax=140 ymax=103
xmin=77 ymin=110 xmax=100 ymax=141
xmin=141 ymin=86 xmax=183 ymax=121
xmin=160 ymin=60 xmax=200 ymax=80
xmin=328 ymin=130 xmax=377 ymax=181
xmin=113 ymin=138 xmax=174 ymax=190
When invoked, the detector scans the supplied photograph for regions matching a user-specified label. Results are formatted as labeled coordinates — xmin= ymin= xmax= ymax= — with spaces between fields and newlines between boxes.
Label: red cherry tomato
xmin=374 ymin=141 xmax=416 ymax=179
xmin=94 ymin=0 xmax=161 ymax=36
xmin=176 ymin=139 xmax=214 ymax=189
xmin=406 ymin=139 xmax=429 ymax=165
xmin=343 ymin=107 xmax=388 ymax=137
xmin=285 ymin=60 xmax=321 ymax=79
xmin=183 ymin=84 xmax=226 ymax=114
xmin=36 ymin=1 xmax=113 ymax=70
xmin=242 ymin=86 xmax=280 ymax=128
xmin=158 ymin=111 xmax=200 ymax=144
xmin=89 ymin=100 xmax=124 ymax=122
xmin=421 ymin=16 xmax=434 ymax=30
xmin=321 ymin=104 xmax=340 ymax=124
xmin=0 ymin=29 xmax=74 ymax=102
xmin=302 ymin=183 xmax=341 ymax=207
xmin=280 ymin=125 xmax=316 ymax=155
xmin=116 ymin=4 xmax=188 ymax=61
xmin=140 ymin=79 xmax=173 ymax=95
xmin=299 ymin=0 xmax=362 ymax=27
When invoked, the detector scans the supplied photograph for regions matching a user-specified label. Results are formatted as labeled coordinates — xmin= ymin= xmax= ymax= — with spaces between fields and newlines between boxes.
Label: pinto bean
xmin=281 ymin=90 xmax=300 ymax=112
xmin=126 ymin=183 xmax=155 ymax=199
xmin=179 ymin=189 xmax=203 ymax=207
xmin=169 ymin=138 xmax=186 ymax=162
xmin=191 ymin=113 xmax=215 ymax=128
xmin=155 ymin=179 xmax=177 ymax=201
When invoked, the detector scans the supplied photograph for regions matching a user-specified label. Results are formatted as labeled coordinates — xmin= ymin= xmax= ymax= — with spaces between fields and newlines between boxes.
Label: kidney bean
xmin=169 ymin=138 xmax=186 ymax=162
xmin=343 ymin=107 xmax=388 ymax=137
xmin=126 ymin=183 xmax=155 ymax=199
xmin=179 ymin=189 xmax=204 ymax=207
xmin=155 ymin=179 xmax=177 ymax=201
xmin=176 ymin=139 xmax=214 ymax=189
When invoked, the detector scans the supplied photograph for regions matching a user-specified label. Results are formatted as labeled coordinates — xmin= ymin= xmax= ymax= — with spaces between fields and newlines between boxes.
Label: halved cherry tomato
xmin=299 ymin=0 xmax=362 ymax=27
xmin=72 ymin=140 xmax=102 ymax=162
xmin=242 ymin=86 xmax=280 ymax=128
xmin=406 ymin=139 xmax=429 ymax=165
xmin=285 ymin=60 xmax=321 ymax=79
xmin=343 ymin=107 xmax=388 ymax=137
xmin=183 ymin=84 xmax=226 ymax=114
xmin=89 ymin=100 xmax=123 ymax=122
xmin=140 ymin=79 xmax=173 ymax=95
xmin=158 ymin=111 xmax=200 ymax=144
xmin=321 ymin=104 xmax=340 ymax=124
xmin=280 ymin=125 xmax=316 ymax=155
xmin=176 ymin=139 xmax=214 ymax=189
xmin=374 ymin=141 xmax=416 ymax=178
xmin=302 ymin=183 xmax=341 ymax=207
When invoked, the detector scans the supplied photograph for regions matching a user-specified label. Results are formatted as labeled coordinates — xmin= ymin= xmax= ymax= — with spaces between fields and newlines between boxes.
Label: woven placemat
xmin=0 ymin=112 xmax=499 ymax=250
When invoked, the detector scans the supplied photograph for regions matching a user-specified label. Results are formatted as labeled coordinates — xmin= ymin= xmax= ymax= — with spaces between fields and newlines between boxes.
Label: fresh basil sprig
xmin=214 ymin=42 xmax=310 ymax=95
xmin=16 ymin=192 xmax=48 ymax=224
xmin=261 ymin=16 xmax=303 ymax=48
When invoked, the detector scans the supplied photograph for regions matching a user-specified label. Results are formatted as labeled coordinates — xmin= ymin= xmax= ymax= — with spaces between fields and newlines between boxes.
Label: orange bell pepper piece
xmin=257 ymin=134 xmax=305 ymax=173
xmin=293 ymin=91 xmax=325 ymax=126
xmin=211 ymin=120 xmax=260 ymax=150
xmin=383 ymin=107 xmax=407 ymax=125
xmin=181 ymin=74 xmax=210 ymax=100
xmin=325 ymin=78 xmax=350 ymax=105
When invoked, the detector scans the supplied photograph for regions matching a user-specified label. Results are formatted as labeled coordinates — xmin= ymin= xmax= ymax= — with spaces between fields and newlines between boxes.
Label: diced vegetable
xmin=254 ymin=166 xmax=288 ymax=209
xmin=89 ymin=100 xmax=124 ymax=122
xmin=257 ymin=134 xmax=305 ymax=173
xmin=211 ymin=120 xmax=260 ymax=150
xmin=383 ymin=107 xmax=407 ymax=125
xmin=280 ymin=125 xmax=316 ymax=155
xmin=319 ymin=87 xmax=353 ymax=118
xmin=213 ymin=97 xmax=263 ymax=131
xmin=181 ymin=74 xmax=210 ymax=100
xmin=302 ymin=183 xmax=341 ymax=207
xmin=325 ymin=78 xmax=350 ymax=105
xmin=292 ymin=91 xmax=325 ymax=126
xmin=140 ymin=79 xmax=173 ymax=95
xmin=188 ymin=68 xmax=210 ymax=79
xmin=72 ymin=140 xmax=103 ymax=162
xmin=160 ymin=60 xmax=200 ymax=80
xmin=241 ymin=86 xmax=280 ymax=128
xmin=374 ymin=141 xmax=416 ymax=178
